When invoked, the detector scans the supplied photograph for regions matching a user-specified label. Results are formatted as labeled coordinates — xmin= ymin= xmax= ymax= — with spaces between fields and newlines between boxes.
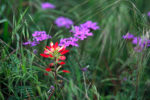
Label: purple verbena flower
xmin=59 ymin=37 xmax=78 ymax=47
xmin=32 ymin=31 xmax=51 ymax=42
xmin=55 ymin=16 xmax=74 ymax=29
xmin=81 ymin=67 xmax=88 ymax=72
xmin=80 ymin=21 xmax=100 ymax=30
xmin=71 ymin=26 xmax=93 ymax=40
xmin=148 ymin=11 xmax=150 ymax=17
xmin=23 ymin=31 xmax=51 ymax=47
xmin=33 ymin=49 xmax=37 ymax=54
xmin=41 ymin=2 xmax=56 ymax=9
xmin=123 ymin=33 xmax=134 ymax=40
xmin=23 ymin=41 xmax=32 ymax=45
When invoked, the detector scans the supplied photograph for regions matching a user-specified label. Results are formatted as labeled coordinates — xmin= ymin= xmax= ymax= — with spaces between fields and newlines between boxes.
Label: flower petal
xmin=61 ymin=50 xmax=69 ymax=55
xmin=62 ymin=70 xmax=70 ymax=73
xmin=45 ymin=68 xmax=52 ymax=72
xmin=58 ymin=62 xmax=65 ymax=65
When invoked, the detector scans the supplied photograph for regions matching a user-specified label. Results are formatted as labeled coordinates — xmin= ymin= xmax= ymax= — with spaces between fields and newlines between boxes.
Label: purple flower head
xmin=59 ymin=37 xmax=78 ymax=47
xmin=23 ymin=41 xmax=32 ymax=45
xmin=123 ymin=33 xmax=134 ymax=40
xmin=55 ymin=16 xmax=74 ymax=29
xmin=148 ymin=11 xmax=150 ymax=17
xmin=50 ymin=85 xmax=55 ymax=89
xmin=23 ymin=31 xmax=51 ymax=47
xmin=23 ymin=41 xmax=39 ymax=47
xmin=132 ymin=37 xmax=142 ymax=44
xmin=32 ymin=31 xmax=51 ymax=42
xmin=41 ymin=2 xmax=56 ymax=9
xmin=80 ymin=21 xmax=100 ymax=30
xmin=71 ymin=26 xmax=93 ymax=40
xmin=81 ymin=67 xmax=88 ymax=72
xmin=33 ymin=49 xmax=37 ymax=54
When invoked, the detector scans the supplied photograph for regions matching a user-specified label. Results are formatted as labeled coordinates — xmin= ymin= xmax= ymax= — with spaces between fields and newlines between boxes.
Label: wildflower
xmin=32 ymin=31 xmax=51 ymax=42
xmin=80 ymin=21 xmax=100 ymax=30
xmin=40 ymin=42 xmax=69 ymax=60
xmin=58 ymin=62 xmax=65 ymax=65
xmin=122 ymin=33 xmax=134 ymax=40
xmin=55 ymin=16 xmax=74 ymax=29
xmin=41 ymin=2 xmax=56 ymax=9
xmin=59 ymin=56 xmax=66 ymax=60
xmin=123 ymin=33 xmax=150 ymax=52
xmin=45 ymin=68 xmax=52 ymax=72
xmin=148 ymin=11 xmax=150 ymax=17
xmin=59 ymin=37 xmax=78 ymax=47
xmin=81 ymin=67 xmax=88 ymax=72
xmin=71 ymin=26 xmax=92 ymax=40
xmin=71 ymin=21 xmax=99 ymax=40
xmin=23 ymin=31 xmax=51 ymax=47
xmin=62 ymin=70 xmax=70 ymax=73
xmin=33 ymin=49 xmax=37 ymax=54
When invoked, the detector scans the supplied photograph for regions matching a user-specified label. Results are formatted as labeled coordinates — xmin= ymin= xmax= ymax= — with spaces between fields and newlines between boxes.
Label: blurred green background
xmin=1 ymin=0 xmax=150 ymax=100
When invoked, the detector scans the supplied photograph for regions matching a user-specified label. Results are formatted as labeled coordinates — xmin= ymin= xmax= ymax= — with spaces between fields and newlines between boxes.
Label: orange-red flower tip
xmin=40 ymin=54 xmax=53 ymax=58
xmin=61 ymin=50 xmax=69 ymax=55
xmin=62 ymin=70 xmax=70 ymax=73
xmin=58 ymin=62 xmax=65 ymax=65
xmin=59 ymin=56 xmax=66 ymax=60
xmin=45 ymin=68 xmax=52 ymax=72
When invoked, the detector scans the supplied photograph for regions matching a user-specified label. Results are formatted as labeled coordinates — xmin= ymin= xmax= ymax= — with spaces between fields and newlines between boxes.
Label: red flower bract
xmin=59 ymin=56 xmax=66 ymax=60
xmin=58 ymin=62 xmax=65 ymax=65
xmin=45 ymin=68 xmax=52 ymax=72
xmin=40 ymin=42 xmax=69 ymax=59
xmin=40 ymin=54 xmax=53 ymax=58
xmin=62 ymin=70 xmax=70 ymax=73
xmin=61 ymin=50 xmax=69 ymax=55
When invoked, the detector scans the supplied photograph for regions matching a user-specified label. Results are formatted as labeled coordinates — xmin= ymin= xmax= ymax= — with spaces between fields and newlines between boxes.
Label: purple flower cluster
xmin=123 ymin=33 xmax=150 ymax=52
xmin=55 ymin=16 xmax=74 ymax=29
xmin=148 ymin=11 xmax=150 ymax=17
xmin=41 ymin=2 xmax=56 ymax=9
xmin=59 ymin=37 xmax=78 ymax=47
xmin=23 ymin=31 xmax=51 ymax=47
xmin=59 ymin=21 xmax=100 ymax=47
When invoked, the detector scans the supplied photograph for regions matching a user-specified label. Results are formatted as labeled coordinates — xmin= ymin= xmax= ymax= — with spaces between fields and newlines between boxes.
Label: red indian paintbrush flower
xmin=40 ymin=42 xmax=69 ymax=60
xmin=41 ymin=42 xmax=70 ymax=74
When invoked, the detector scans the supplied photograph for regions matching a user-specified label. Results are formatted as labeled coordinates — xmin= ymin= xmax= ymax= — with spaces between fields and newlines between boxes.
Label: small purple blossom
xmin=148 ymin=11 xmax=150 ymax=17
xmin=59 ymin=20 xmax=99 ymax=47
xmin=23 ymin=41 xmax=39 ymax=47
xmin=122 ymin=33 xmax=134 ymax=40
xmin=55 ymin=16 xmax=74 ymax=29
xmin=80 ymin=21 xmax=100 ymax=30
xmin=23 ymin=31 xmax=51 ymax=47
xmin=32 ymin=31 xmax=51 ymax=42
xmin=41 ymin=2 xmax=56 ymax=9
xmin=81 ymin=67 xmax=88 ymax=72
xmin=33 ymin=49 xmax=37 ymax=54
xmin=23 ymin=41 xmax=32 ymax=45
xmin=59 ymin=37 xmax=78 ymax=47
xmin=50 ymin=85 xmax=55 ymax=89
xmin=123 ymin=33 xmax=150 ymax=52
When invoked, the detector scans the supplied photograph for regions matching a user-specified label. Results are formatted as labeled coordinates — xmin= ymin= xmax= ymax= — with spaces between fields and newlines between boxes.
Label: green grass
xmin=1 ymin=0 xmax=150 ymax=99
